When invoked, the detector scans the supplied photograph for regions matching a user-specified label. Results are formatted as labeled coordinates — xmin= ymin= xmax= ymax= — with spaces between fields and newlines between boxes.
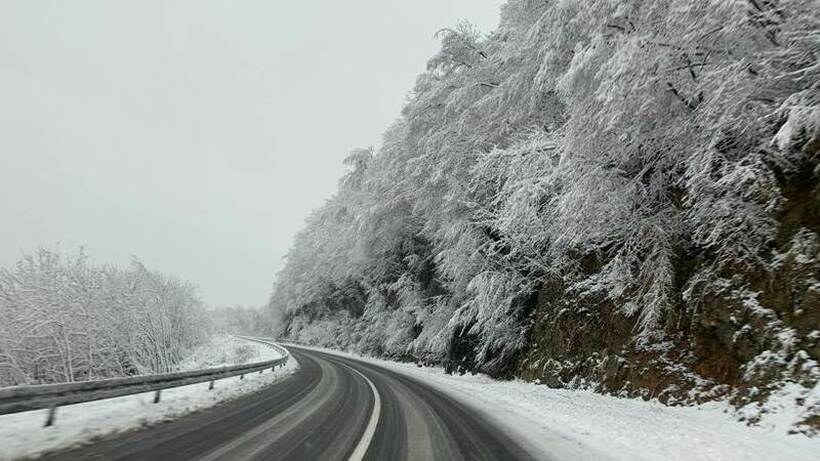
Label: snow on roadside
xmin=295 ymin=344 xmax=820 ymax=461
xmin=0 ymin=336 xmax=297 ymax=461
xmin=176 ymin=334 xmax=276 ymax=370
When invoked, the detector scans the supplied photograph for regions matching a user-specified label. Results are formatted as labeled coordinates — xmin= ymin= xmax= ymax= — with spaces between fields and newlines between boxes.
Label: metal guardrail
xmin=0 ymin=336 xmax=289 ymax=426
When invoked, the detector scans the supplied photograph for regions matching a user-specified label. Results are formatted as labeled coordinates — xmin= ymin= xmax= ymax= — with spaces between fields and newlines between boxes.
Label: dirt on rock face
xmin=516 ymin=158 xmax=820 ymax=433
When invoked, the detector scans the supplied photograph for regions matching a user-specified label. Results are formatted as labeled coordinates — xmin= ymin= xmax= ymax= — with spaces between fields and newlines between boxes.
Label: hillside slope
xmin=269 ymin=0 xmax=819 ymax=433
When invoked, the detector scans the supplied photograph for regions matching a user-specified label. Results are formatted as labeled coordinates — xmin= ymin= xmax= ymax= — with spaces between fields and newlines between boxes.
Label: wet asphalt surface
xmin=41 ymin=346 xmax=534 ymax=461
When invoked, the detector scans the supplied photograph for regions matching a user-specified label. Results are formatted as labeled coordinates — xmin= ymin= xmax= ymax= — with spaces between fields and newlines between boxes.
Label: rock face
xmin=520 ymin=234 xmax=820 ymax=397
xmin=517 ymin=151 xmax=820 ymax=432
xmin=269 ymin=0 xmax=820 ymax=434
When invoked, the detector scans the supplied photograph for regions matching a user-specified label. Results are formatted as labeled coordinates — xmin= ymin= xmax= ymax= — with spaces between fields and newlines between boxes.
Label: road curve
xmin=41 ymin=346 xmax=536 ymax=461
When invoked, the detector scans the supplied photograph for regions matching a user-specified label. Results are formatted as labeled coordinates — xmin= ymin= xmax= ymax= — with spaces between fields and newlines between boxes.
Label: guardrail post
xmin=44 ymin=406 xmax=57 ymax=427
xmin=208 ymin=380 xmax=215 ymax=390
xmin=154 ymin=390 xmax=162 ymax=404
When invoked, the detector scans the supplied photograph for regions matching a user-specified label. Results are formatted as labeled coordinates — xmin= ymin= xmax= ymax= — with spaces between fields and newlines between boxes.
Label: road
xmin=41 ymin=346 xmax=537 ymax=461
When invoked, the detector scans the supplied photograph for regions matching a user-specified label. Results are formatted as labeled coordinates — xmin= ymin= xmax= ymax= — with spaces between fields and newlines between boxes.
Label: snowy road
xmin=40 ymin=346 xmax=535 ymax=461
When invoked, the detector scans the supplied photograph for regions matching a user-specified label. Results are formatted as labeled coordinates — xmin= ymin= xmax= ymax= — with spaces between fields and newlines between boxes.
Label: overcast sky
xmin=0 ymin=1 xmax=503 ymax=307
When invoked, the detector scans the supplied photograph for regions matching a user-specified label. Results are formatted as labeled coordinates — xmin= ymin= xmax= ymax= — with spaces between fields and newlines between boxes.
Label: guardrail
xmin=0 ymin=336 xmax=289 ymax=427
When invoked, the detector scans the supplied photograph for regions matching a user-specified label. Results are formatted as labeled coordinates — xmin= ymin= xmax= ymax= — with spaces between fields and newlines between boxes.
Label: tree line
xmin=0 ymin=248 xmax=210 ymax=386
xmin=268 ymin=0 xmax=818 ymax=407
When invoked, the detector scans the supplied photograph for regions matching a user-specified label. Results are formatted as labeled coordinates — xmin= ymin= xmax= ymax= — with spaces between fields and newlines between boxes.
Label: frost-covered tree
xmin=0 ymin=248 xmax=210 ymax=386
xmin=269 ymin=0 xmax=819 ymax=425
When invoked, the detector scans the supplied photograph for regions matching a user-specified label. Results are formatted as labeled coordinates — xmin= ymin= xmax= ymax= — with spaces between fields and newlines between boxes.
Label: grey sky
xmin=0 ymin=1 xmax=503 ymax=307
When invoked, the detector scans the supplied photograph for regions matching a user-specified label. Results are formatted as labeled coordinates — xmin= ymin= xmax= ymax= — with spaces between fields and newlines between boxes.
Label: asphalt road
xmin=41 ymin=346 xmax=536 ymax=461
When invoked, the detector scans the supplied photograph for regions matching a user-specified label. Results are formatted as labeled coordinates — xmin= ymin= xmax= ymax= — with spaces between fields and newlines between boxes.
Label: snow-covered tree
xmin=0 ymin=248 xmax=210 ymax=385
xmin=269 ymin=0 xmax=819 ymax=423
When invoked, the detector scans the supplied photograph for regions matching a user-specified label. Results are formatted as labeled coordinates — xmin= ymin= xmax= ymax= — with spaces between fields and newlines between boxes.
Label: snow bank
xmin=0 ymin=337 xmax=296 ymax=461
xmin=301 ymin=345 xmax=820 ymax=461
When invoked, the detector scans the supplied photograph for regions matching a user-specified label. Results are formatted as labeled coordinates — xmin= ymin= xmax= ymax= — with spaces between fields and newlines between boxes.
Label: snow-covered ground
xmin=297 ymin=345 xmax=820 ymax=461
xmin=177 ymin=334 xmax=273 ymax=371
xmin=0 ymin=336 xmax=296 ymax=461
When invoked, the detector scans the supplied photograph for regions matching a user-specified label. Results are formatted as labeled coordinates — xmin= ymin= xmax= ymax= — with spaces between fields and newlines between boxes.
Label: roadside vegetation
xmin=0 ymin=248 xmax=209 ymax=386
xmin=269 ymin=0 xmax=819 ymax=433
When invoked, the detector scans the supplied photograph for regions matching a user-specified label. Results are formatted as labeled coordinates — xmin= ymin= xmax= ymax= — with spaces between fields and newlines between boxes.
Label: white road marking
xmin=345 ymin=364 xmax=382 ymax=461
